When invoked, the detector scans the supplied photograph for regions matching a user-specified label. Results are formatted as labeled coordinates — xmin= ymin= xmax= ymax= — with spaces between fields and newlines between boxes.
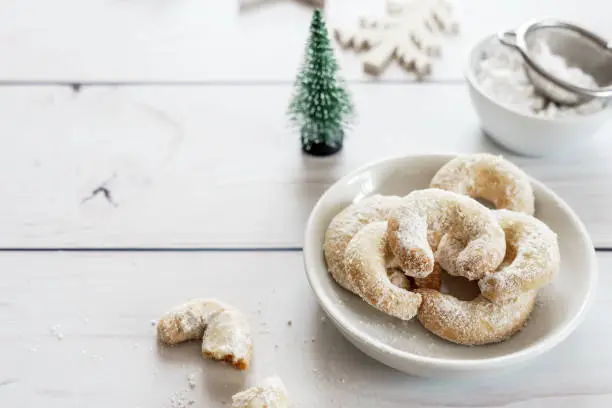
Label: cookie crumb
xmin=287 ymin=320 xmax=292 ymax=327
xmin=50 ymin=325 xmax=64 ymax=340
xmin=187 ymin=373 xmax=197 ymax=389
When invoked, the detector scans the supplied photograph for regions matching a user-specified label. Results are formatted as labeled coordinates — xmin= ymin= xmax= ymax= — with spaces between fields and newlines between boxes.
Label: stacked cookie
xmin=323 ymin=153 xmax=560 ymax=346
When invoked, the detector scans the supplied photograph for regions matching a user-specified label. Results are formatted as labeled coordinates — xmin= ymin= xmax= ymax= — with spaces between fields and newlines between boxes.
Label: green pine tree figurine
xmin=288 ymin=8 xmax=355 ymax=156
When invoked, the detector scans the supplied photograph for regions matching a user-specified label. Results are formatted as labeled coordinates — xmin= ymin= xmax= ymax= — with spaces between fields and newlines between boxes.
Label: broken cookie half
xmin=157 ymin=298 xmax=253 ymax=370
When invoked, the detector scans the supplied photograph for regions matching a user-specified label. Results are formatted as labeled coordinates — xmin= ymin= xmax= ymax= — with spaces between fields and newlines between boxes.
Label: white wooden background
xmin=1 ymin=1 xmax=611 ymax=407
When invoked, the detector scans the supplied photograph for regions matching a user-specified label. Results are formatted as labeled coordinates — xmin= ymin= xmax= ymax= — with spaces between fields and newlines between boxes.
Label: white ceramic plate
xmin=303 ymin=154 xmax=597 ymax=379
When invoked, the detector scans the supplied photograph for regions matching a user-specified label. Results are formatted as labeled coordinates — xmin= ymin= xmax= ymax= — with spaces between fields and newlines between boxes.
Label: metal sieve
xmin=497 ymin=19 xmax=612 ymax=105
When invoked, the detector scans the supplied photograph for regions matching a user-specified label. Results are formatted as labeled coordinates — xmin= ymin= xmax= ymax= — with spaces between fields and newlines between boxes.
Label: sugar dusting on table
xmin=50 ymin=324 xmax=64 ymax=340
xmin=166 ymin=391 xmax=195 ymax=408
xmin=162 ymin=371 xmax=199 ymax=408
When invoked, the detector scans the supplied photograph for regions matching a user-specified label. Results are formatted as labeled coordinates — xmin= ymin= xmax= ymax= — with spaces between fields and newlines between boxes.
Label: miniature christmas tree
xmin=288 ymin=8 xmax=355 ymax=156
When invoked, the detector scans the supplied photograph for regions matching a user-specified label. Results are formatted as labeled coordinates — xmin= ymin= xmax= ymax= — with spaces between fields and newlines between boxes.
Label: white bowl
xmin=465 ymin=35 xmax=612 ymax=157
xmin=303 ymin=154 xmax=597 ymax=379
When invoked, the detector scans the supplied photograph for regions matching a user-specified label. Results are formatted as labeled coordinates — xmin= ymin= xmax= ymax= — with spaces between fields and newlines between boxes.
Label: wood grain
xmin=0 ymin=85 xmax=611 ymax=248
xmin=1 ymin=2 xmax=610 ymax=407
xmin=0 ymin=251 xmax=609 ymax=407
xmin=0 ymin=0 xmax=609 ymax=82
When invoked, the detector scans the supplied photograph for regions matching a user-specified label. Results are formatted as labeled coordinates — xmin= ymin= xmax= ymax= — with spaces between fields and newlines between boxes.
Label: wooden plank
xmin=0 ymin=0 xmax=609 ymax=81
xmin=0 ymin=251 xmax=610 ymax=407
xmin=0 ymin=85 xmax=611 ymax=248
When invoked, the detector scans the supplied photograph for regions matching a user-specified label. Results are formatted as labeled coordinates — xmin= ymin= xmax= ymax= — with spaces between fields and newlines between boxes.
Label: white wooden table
xmin=1 ymin=1 xmax=611 ymax=407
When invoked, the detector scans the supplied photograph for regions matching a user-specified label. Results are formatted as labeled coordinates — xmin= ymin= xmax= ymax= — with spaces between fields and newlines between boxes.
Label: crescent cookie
xmin=430 ymin=153 xmax=535 ymax=215
xmin=479 ymin=209 xmax=560 ymax=304
xmin=232 ymin=375 xmax=289 ymax=408
xmin=414 ymin=261 xmax=442 ymax=290
xmin=157 ymin=299 xmax=253 ymax=370
xmin=324 ymin=194 xmax=402 ymax=291
xmin=415 ymin=288 xmax=538 ymax=345
xmin=344 ymin=221 xmax=422 ymax=320
xmin=387 ymin=189 xmax=506 ymax=281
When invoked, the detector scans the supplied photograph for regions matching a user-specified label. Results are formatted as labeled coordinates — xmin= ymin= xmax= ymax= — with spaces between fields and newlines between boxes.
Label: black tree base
xmin=302 ymin=141 xmax=343 ymax=156
xmin=301 ymin=129 xmax=344 ymax=157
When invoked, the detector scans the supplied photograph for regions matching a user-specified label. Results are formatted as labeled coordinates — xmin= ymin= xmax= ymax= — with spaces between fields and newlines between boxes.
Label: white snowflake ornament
xmin=334 ymin=0 xmax=459 ymax=77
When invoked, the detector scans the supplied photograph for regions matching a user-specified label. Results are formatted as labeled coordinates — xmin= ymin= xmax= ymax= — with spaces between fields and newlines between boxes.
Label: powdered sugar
xmin=161 ymin=372 xmax=200 ymax=408
xmin=476 ymin=41 xmax=606 ymax=117
xmin=165 ymin=390 xmax=195 ymax=408
xmin=50 ymin=324 xmax=64 ymax=340
xmin=533 ymin=41 xmax=600 ymax=89
xmin=186 ymin=372 xmax=197 ymax=389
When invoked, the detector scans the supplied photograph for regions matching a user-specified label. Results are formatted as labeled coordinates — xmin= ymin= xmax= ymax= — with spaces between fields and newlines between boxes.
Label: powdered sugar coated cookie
xmin=387 ymin=189 xmax=506 ymax=281
xmin=479 ymin=209 xmax=560 ymax=304
xmin=430 ymin=153 xmax=535 ymax=215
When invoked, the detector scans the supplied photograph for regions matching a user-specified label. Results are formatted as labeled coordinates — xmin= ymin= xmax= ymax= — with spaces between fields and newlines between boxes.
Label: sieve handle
xmin=497 ymin=30 xmax=518 ymax=48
